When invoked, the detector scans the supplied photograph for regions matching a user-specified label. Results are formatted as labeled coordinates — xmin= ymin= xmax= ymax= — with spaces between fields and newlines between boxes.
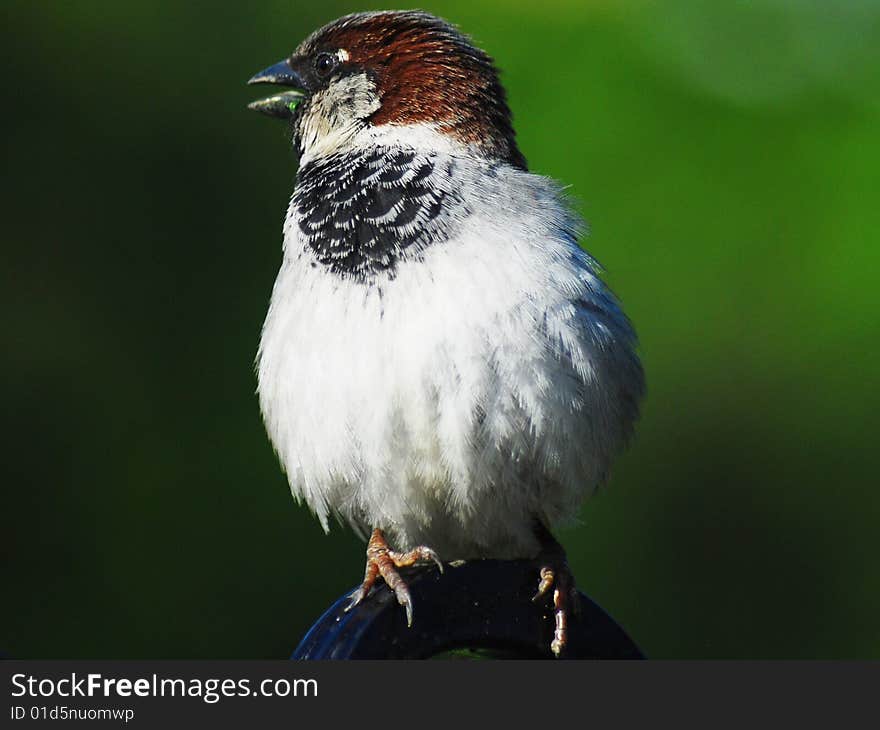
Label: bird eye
xmin=314 ymin=52 xmax=337 ymax=78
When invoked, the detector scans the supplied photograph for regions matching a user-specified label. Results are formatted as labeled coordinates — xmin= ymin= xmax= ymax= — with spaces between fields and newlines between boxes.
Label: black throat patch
xmin=292 ymin=146 xmax=467 ymax=280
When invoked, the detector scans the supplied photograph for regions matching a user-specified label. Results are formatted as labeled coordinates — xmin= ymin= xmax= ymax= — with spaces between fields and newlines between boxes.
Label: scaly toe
xmin=349 ymin=529 xmax=442 ymax=628
xmin=532 ymin=557 xmax=577 ymax=657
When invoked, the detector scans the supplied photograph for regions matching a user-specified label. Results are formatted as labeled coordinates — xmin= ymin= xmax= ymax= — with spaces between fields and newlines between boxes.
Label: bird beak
xmin=247 ymin=59 xmax=306 ymax=119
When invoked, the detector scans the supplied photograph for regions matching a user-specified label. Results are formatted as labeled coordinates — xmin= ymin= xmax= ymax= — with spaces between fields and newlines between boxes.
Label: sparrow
xmin=248 ymin=10 xmax=644 ymax=657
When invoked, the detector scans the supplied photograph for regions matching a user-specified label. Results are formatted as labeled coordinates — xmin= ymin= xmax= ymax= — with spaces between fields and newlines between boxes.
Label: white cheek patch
xmin=336 ymin=48 xmax=350 ymax=62
xmin=299 ymin=72 xmax=380 ymax=161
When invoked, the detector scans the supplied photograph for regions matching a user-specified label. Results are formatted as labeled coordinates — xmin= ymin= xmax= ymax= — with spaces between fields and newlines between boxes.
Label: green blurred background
xmin=3 ymin=0 xmax=879 ymax=658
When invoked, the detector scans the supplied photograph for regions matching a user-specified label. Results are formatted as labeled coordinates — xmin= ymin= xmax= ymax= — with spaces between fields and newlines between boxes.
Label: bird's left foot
xmin=345 ymin=528 xmax=443 ymax=626
xmin=532 ymin=524 xmax=580 ymax=658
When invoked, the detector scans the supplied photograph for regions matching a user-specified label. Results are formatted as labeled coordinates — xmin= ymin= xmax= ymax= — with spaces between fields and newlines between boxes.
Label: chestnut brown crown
xmin=291 ymin=11 xmax=526 ymax=169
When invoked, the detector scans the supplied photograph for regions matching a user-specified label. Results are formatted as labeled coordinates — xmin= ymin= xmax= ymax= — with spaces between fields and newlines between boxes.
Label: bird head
xmin=248 ymin=10 xmax=525 ymax=168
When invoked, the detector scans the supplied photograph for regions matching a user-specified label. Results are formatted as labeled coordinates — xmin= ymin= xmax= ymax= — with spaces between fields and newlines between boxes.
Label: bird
xmin=248 ymin=10 xmax=644 ymax=657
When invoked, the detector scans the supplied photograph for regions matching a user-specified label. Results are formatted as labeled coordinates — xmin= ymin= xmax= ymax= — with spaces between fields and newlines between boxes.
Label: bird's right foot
xmin=345 ymin=528 xmax=443 ymax=626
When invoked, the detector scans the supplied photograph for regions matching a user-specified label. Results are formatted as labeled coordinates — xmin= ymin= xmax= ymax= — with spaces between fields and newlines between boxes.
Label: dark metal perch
xmin=292 ymin=559 xmax=644 ymax=659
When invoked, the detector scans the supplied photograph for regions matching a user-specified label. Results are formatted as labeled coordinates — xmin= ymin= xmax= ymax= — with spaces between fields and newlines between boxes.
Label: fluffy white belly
xmin=258 ymin=178 xmax=642 ymax=559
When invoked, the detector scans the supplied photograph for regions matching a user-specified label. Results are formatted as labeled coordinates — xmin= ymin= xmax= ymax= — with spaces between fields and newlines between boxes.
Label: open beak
xmin=247 ymin=59 xmax=306 ymax=119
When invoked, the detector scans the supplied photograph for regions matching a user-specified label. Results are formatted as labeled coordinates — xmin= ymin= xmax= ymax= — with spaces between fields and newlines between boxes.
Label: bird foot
xmin=345 ymin=528 xmax=443 ymax=627
xmin=531 ymin=532 xmax=580 ymax=658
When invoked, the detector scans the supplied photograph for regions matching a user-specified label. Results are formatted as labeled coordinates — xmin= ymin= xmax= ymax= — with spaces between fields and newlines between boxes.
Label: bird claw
xmin=419 ymin=547 xmax=445 ymax=575
xmin=391 ymin=583 xmax=414 ymax=627
xmin=343 ymin=586 xmax=367 ymax=613
xmin=532 ymin=552 xmax=579 ymax=657
xmin=345 ymin=529 xmax=442 ymax=627
xmin=532 ymin=566 xmax=555 ymax=602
